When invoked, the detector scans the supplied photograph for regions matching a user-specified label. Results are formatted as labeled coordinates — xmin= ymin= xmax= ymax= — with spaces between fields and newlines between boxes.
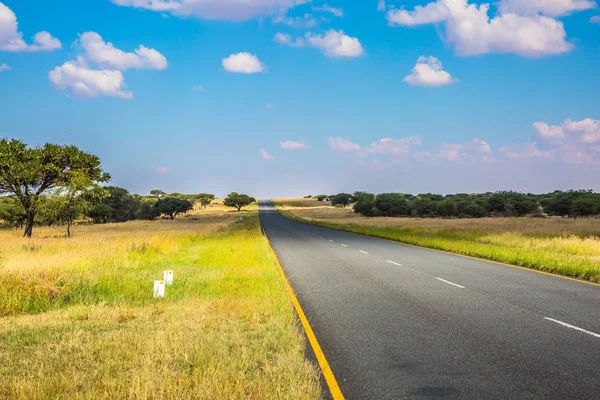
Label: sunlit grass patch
xmin=0 ymin=209 xmax=320 ymax=399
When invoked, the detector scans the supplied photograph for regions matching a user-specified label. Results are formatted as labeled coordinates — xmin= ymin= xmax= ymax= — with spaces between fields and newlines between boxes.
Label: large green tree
xmin=224 ymin=192 xmax=256 ymax=211
xmin=156 ymin=197 xmax=193 ymax=219
xmin=0 ymin=139 xmax=110 ymax=237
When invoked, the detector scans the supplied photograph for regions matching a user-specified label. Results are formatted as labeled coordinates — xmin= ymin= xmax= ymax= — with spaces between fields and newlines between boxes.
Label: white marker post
xmin=154 ymin=280 xmax=165 ymax=298
xmin=164 ymin=270 xmax=174 ymax=285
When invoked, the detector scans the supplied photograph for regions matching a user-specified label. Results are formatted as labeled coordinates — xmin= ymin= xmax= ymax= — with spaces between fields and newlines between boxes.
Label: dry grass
xmin=0 ymin=204 xmax=320 ymax=399
xmin=275 ymin=198 xmax=600 ymax=282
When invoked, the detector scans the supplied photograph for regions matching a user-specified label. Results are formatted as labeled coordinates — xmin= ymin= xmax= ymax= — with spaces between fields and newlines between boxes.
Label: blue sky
xmin=1 ymin=0 xmax=599 ymax=197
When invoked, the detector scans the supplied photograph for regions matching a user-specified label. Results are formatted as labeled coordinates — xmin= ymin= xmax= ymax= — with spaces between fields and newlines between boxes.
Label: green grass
xmin=275 ymin=205 xmax=600 ymax=283
xmin=0 ymin=212 xmax=320 ymax=399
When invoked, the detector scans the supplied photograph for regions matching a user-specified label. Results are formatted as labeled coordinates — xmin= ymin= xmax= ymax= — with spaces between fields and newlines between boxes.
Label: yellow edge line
xmin=262 ymin=228 xmax=345 ymax=400
xmin=275 ymin=206 xmax=600 ymax=289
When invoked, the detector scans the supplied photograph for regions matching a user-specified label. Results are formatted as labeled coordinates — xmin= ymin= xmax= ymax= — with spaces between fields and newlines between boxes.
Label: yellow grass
xmin=275 ymin=198 xmax=600 ymax=282
xmin=0 ymin=205 xmax=320 ymax=399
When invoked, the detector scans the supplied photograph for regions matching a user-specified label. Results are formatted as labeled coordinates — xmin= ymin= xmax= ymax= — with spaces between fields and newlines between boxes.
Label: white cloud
xmin=274 ymin=32 xmax=306 ymax=46
xmin=273 ymin=13 xmax=317 ymax=27
xmin=387 ymin=0 xmax=572 ymax=57
xmin=0 ymin=3 xmax=61 ymax=52
xmin=535 ymin=118 xmax=600 ymax=143
xmin=305 ymin=30 xmax=364 ymax=57
xmin=49 ymin=32 xmax=167 ymax=99
xmin=77 ymin=32 xmax=167 ymax=70
xmin=366 ymin=137 xmax=422 ymax=155
xmin=498 ymin=0 xmax=596 ymax=17
xmin=387 ymin=2 xmax=450 ymax=25
xmin=533 ymin=121 xmax=565 ymax=140
xmin=0 ymin=62 xmax=9 ymax=71
xmin=501 ymin=118 xmax=600 ymax=164
xmin=377 ymin=0 xmax=386 ymax=11
xmin=403 ymin=56 xmax=457 ymax=86
xmin=110 ymin=0 xmax=309 ymax=21
xmin=500 ymin=142 xmax=550 ymax=159
xmin=563 ymin=118 xmax=600 ymax=143
xmin=191 ymin=85 xmax=205 ymax=91
xmin=222 ymin=52 xmax=265 ymax=73
xmin=327 ymin=136 xmax=362 ymax=152
xmin=591 ymin=15 xmax=600 ymax=22
xmin=415 ymin=138 xmax=493 ymax=163
xmin=280 ymin=140 xmax=308 ymax=149
xmin=259 ymin=148 xmax=274 ymax=159
xmin=312 ymin=3 xmax=343 ymax=17
xmin=49 ymin=61 xmax=133 ymax=99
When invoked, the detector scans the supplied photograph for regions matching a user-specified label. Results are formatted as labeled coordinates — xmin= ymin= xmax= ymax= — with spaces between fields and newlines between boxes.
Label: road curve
xmin=259 ymin=201 xmax=600 ymax=399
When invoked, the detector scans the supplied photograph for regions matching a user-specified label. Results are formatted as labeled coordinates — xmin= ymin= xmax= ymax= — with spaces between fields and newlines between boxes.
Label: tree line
xmin=309 ymin=191 xmax=600 ymax=219
xmin=0 ymin=139 xmax=255 ymax=237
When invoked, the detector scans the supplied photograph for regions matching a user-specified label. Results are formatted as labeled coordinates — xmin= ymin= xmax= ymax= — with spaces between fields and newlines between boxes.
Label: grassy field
xmin=275 ymin=198 xmax=600 ymax=283
xmin=0 ymin=203 xmax=320 ymax=399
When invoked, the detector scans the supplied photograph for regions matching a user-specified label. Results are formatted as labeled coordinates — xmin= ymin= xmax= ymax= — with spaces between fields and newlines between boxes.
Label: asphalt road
xmin=259 ymin=201 xmax=600 ymax=400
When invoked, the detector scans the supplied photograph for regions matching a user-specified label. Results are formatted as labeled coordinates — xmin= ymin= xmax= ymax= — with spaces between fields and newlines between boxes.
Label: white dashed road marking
xmin=386 ymin=260 xmax=402 ymax=267
xmin=341 ymin=244 xmax=348 ymax=247
xmin=436 ymin=278 xmax=465 ymax=289
xmin=544 ymin=318 xmax=600 ymax=338
xmin=359 ymin=250 xmax=369 ymax=255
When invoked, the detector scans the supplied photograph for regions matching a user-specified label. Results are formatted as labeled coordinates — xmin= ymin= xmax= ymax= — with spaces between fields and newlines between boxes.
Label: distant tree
xmin=156 ymin=197 xmax=193 ymax=219
xmin=55 ymin=172 xmax=108 ymax=237
xmin=0 ymin=200 xmax=26 ymax=228
xmin=224 ymin=192 xmax=256 ymax=211
xmin=353 ymin=192 xmax=376 ymax=217
xmin=137 ymin=201 xmax=161 ymax=221
xmin=102 ymin=187 xmax=140 ymax=222
xmin=304 ymin=195 xmax=313 ymax=198
xmin=88 ymin=204 xmax=112 ymax=223
xmin=150 ymin=189 xmax=166 ymax=198
xmin=315 ymin=195 xmax=327 ymax=202
xmin=0 ymin=139 xmax=110 ymax=237
xmin=435 ymin=200 xmax=455 ymax=218
xmin=330 ymin=193 xmax=353 ymax=207
xmin=375 ymin=193 xmax=410 ymax=217
xmin=572 ymin=198 xmax=596 ymax=217
xmin=411 ymin=197 xmax=435 ymax=217
xmin=486 ymin=191 xmax=537 ymax=217
xmin=197 ymin=193 xmax=215 ymax=210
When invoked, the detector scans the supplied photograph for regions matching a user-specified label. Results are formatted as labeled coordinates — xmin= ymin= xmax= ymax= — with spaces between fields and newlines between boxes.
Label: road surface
xmin=259 ymin=201 xmax=600 ymax=399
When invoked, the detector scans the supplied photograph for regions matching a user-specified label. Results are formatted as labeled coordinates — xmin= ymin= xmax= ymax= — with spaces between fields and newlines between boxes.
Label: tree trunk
xmin=23 ymin=212 xmax=35 ymax=238
xmin=67 ymin=220 xmax=71 ymax=238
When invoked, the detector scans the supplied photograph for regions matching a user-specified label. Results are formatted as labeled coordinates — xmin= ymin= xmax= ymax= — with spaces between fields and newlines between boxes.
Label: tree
xmin=0 ymin=200 xmax=26 ymax=228
xmin=375 ymin=193 xmax=410 ymax=217
xmin=353 ymin=192 xmax=376 ymax=216
xmin=0 ymin=139 xmax=110 ymax=237
xmin=102 ymin=187 xmax=140 ymax=222
xmin=197 ymin=193 xmax=215 ymax=210
xmin=223 ymin=192 xmax=256 ymax=211
xmin=155 ymin=197 xmax=193 ymax=219
xmin=137 ymin=201 xmax=161 ymax=221
xmin=315 ymin=195 xmax=327 ymax=202
xmin=572 ymin=198 xmax=596 ymax=217
xmin=150 ymin=189 xmax=166 ymax=198
xmin=330 ymin=193 xmax=352 ymax=207
xmin=88 ymin=204 xmax=112 ymax=223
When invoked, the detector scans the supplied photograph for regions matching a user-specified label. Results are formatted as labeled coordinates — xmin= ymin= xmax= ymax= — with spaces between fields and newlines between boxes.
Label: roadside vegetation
xmin=0 ymin=205 xmax=320 ymax=398
xmin=275 ymin=197 xmax=600 ymax=283
xmin=0 ymin=139 xmax=320 ymax=399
